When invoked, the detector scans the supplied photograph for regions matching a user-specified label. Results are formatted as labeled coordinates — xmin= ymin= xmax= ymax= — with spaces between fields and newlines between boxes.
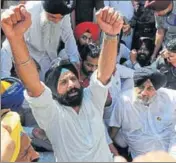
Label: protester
xmin=151 ymin=38 xmax=176 ymax=89
xmin=145 ymin=0 xmax=176 ymax=61
xmin=1 ymin=78 xmax=39 ymax=162
xmin=124 ymin=37 xmax=155 ymax=68
xmin=109 ymin=67 xmax=176 ymax=159
xmin=1 ymin=5 xmax=124 ymax=161
xmin=104 ymin=1 xmax=134 ymax=49
xmin=74 ymin=22 xmax=100 ymax=49
xmin=131 ymin=0 xmax=156 ymax=49
xmin=1 ymin=0 xmax=79 ymax=81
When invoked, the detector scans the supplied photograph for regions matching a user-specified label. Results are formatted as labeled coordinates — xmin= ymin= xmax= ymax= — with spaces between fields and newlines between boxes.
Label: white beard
xmin=136 ymin=94 xmax=157 ymax=106
xmin=40 ymin=10 xmax=61 ymax=53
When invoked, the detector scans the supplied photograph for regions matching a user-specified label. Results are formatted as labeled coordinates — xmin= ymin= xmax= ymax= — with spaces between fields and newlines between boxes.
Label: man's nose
xmin=141 ymin=89 xmax=148 ymax=97
xmin=68 ymin=79 xmax=75 ymax=89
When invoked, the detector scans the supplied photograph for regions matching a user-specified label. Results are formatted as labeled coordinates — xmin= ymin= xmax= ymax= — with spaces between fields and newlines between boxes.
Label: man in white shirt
xmin=109 ymin=67 xmax=176 ymax=159
xmin=104 ymin=1 xmax=134 ymax=49
xmin=1 ymin=5 xmax=124 ymax=161
xmin=1 ymin=0 xmax=80 ymax=81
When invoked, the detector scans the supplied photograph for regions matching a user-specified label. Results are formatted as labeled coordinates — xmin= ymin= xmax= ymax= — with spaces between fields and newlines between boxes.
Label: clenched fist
xmin=96 ymin=7 xmax=124 ymax=36
xmin=1 ymin=5 xmax=31 ymax=39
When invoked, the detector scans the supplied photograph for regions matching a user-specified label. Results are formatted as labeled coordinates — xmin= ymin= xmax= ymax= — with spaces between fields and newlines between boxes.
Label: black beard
xmin=56 ymin=87 xmax=83 ymax=107
xmin=82 ymin=63 xmax=93 ymax=77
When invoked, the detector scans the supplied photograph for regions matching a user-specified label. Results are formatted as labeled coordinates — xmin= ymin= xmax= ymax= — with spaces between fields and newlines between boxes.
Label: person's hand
xmin=130 ymin=49 xmax=137 ymax=64
xmin=150 ymin=54 xmax=157 ymax=63
xmin=1 ymin=4 xmax=31 ymax=40
xmin=133 ymin=151 xmax=176 ymax=162
xmin=123 ymin=24 xmax=131 ymax=36
xmin=96 ymin=7 xmax=124 ymax=36
xmin=1 ymin=123 xmax=15 ymax=162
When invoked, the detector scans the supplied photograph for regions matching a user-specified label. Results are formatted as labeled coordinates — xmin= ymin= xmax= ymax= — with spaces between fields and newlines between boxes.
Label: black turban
xmin=42 ymin=0 xmax=76 ymax=15
xmin=134 ymin=67 xmax=167 ymax=90
xmin=45 ymin=59 xmax=79 ymax=99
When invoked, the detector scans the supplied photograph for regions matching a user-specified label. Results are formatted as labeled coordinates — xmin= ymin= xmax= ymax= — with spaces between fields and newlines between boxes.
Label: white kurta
xmin=1 ymin=1 xmax=79 ymax=81
xmin=103 ymin=64 xmax=134 ymax=144
xmin=24 ymin=72 xmax=113 ymax=162
xmin=110 ymin=88 xmax=176 ymax=158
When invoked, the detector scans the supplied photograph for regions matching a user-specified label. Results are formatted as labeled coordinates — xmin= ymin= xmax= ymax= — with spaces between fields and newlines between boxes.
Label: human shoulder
xmin=157 ymin=87 xmax=176 ymax=100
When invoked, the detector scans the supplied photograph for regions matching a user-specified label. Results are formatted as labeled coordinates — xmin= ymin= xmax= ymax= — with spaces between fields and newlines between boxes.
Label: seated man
xmin=125 ymin=38 xmax=176 ymax=90
xmin=1 ymin=77 xmax=39 ymax=162
xmin=79 ymin=42 xmax=134 ymax=156
xmin=1 ymin=5 xmax=124 ymax=161
xmin=1 ymin=0 xmax=79 ymax=81
xmin=151 ymin=38 xmax=176 ymax=89
xmin=109 ymin=67 xmax=176 ymax=159
xmin=58 ymin=21 xmax=100 ymax=61
xmin=74 ymin=22 xmax=100 ymax=47
xmin=145 ymin=0 xmax=176 ymax=61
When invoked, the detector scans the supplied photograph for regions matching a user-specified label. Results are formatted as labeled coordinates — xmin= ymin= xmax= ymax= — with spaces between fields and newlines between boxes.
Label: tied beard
xmin=57 ymin=87 xmax=83 ymax=107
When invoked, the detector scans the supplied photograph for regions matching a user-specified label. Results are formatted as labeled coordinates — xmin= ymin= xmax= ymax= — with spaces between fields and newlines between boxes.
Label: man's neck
xmin=80 ymin=69 xmax=88 ymax=81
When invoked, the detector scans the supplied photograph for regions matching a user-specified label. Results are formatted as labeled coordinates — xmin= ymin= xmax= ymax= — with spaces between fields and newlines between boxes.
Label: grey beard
xmin=137 ymin=94 xmax=157 ymax=106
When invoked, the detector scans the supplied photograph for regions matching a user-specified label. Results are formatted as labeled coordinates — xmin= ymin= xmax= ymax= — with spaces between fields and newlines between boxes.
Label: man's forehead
xmin=82 ymin=32 xmax=92 ymax=37
xmin=59 ymin=70 xmax=76 ymax=80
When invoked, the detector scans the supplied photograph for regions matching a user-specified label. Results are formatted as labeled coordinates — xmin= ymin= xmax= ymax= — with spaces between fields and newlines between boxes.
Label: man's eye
xmin=147 ymin=86 xmax=154 ymax=91
xmin=71 ymin=77 xmax=77 ymax=81
xmin=61 ymin=80 xmax=67 ymax=85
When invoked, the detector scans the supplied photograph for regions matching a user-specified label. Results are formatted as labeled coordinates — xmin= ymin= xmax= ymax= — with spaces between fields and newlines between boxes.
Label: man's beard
xmin=57 ymin=87 xmax=83 ymax=107
xmin=136 ymin=94 xmax=156 ymax=106
xmin=82 ymin=63 xmax=93 ymax=77
xmin=40 ymin=10 xmax=55 ymax=26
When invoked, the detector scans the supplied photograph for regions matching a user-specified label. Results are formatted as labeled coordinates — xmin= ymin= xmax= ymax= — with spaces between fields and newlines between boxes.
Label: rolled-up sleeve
xmin=61 ymin=15 xmax=80 ymax=63
xmin=24 ymin=83 xmax=58 ymax=130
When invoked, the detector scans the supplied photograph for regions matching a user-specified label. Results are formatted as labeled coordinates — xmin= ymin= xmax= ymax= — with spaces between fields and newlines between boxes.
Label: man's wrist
xmin=104 ymin=33 xmax=119 ymax=40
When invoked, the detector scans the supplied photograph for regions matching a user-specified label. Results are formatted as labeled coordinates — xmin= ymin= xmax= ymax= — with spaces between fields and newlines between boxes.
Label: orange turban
xmin=74 ymin=22 xmax=100 ymax=42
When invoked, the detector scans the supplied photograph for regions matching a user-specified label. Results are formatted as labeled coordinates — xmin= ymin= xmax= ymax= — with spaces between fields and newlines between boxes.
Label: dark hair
xmin=79 ymin=43 xmax=100 ymax=61
xmin=138 ymin=37 xmax=154 ymax=52
xmin=136 ymin=37 xmax=155 ymax=66
xmin=166 ymin=38 xmax=176 ymax=53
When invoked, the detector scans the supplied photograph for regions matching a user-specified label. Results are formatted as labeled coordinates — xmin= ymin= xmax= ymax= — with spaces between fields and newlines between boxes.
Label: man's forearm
xmin=153 ymin=29 xmax=165 ymax=57
xmin=97 ymin=34 xmax=118 ymax=85
xmin=9 ymin=37 xmax=44 ymax=97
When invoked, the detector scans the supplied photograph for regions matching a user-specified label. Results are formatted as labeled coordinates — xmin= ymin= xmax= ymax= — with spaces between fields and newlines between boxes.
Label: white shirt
xmin=117 ymin=43 xmax=130 ymax=63
xmin=110 ymin=88 xmax=176 ymax=158
xmin=103 ymin=64 xmax=134 ymax=144
xmin=1 ymin=1 xmax=79 ymax=80
xmin=24 ymin=72 xmax=113 ymax=162
xmin=104 ymin=1 xmax=134 ymax=21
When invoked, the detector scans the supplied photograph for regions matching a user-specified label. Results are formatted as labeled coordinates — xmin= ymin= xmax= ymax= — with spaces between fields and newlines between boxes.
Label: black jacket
xmin=75 ymin=0 xmax=104 ymax=25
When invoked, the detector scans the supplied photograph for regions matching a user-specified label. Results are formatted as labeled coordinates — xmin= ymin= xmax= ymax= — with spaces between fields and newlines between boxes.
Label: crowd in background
xmin=1 ymin=0 xmax=176 ymax=162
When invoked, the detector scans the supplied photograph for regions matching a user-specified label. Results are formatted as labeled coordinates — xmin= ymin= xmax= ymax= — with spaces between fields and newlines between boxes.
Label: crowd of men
xmin=1 ymin=0 xmax=176 ymax=162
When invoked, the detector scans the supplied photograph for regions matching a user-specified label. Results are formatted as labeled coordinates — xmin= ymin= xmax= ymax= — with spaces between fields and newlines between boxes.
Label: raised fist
xmin=96 ymin=7 xmax=124 ymax=36
xmin=1 ymin=5 xmax=31 ymax=39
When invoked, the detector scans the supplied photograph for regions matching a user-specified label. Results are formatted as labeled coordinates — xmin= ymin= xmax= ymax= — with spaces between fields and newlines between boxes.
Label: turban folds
xmin=74 ymin=22 xmax=100 ymax=42
xmin=1 ymin=77 xmax=24 ymax=112
xmin=42 ymin=0 xmax=76 ymax=15
xmin=134 ymin=67 xmax=167 ymax=90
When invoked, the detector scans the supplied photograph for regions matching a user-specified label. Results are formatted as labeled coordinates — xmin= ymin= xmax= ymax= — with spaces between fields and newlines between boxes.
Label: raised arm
xmin=96 ymin=7 xmax=123 ymax=85
xmin=1 ymin=5 xmax=44 ymax=97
